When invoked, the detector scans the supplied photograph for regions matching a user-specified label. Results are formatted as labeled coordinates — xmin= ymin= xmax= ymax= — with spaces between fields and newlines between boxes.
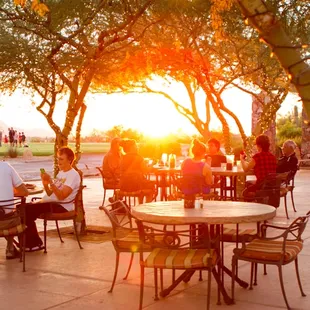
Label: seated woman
xmin=180 ymin=139 xmax=212 ymax=195
xmin=23 ymin=147 xmax=81 ymax=251
xmin=120 ymin=139 xmax=155 ymax=204
xmin=102 ymin=137 xmax=122 ymax=188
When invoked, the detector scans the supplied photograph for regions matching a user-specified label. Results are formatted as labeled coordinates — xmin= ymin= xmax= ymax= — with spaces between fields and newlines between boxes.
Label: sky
xmin=0 ymin=86 xmax=302 ymax=138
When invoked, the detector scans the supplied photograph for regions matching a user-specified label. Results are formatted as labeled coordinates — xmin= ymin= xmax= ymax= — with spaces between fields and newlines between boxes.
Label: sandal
xmin=6 ymin=246 xmax=20 ymax=260
xmin=25 ymin=245 xmax=45 ymax=252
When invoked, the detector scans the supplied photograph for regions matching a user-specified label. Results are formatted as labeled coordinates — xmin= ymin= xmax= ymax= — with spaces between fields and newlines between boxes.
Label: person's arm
xmin=49 ymin=183 xmax=73 ymax=201
xmin=14 ymin=183 xmax=29 ymax=197
xmin=41 ymin=172 xmax=53 ymax=196
xmin=203 ymin=163 xmax=213 ymax=185
xmin=10 ymin=164 xmax=29 ymax=197
xmin=240 ymin=154 xmax=255 ymax=172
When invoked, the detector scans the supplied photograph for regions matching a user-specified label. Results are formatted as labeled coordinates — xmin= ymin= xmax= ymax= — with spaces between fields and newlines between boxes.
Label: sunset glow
xmin=0 ymin=86 xmax=300 ymax=138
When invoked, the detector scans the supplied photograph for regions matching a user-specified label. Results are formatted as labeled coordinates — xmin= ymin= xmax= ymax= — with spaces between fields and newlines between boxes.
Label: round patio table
xmin=132 ymin=200 xmax=276 ymax=304
xmin=132 ymin=200 xmax=276 ymax=225
xmin=211 ymin=167 xmax=254 ymax=200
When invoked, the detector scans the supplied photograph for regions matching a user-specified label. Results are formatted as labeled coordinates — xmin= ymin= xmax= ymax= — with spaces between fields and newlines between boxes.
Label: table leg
xmin=222 ymin=265 xmax=249 ymax=288
xmin=160 ymin=270 xmax=194 ymax=297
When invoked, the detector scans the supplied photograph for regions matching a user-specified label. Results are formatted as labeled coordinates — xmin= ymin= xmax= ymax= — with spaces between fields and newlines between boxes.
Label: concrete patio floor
xmin=1 ymin=170 xmax=310 ymax=309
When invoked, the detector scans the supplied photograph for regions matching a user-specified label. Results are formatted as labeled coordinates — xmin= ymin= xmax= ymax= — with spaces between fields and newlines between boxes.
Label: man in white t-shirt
xmin=24 ymin=146 xmax=81 ymax=251
xmin=0 ymin=162 xmax=29 ymax=259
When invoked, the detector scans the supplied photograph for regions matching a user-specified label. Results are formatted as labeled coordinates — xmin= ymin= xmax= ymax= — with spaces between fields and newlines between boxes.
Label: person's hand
xmin=206 ymin=156 xmax=212 ymax=166
xmin=41 ymin=172 xmax=52 ymax=185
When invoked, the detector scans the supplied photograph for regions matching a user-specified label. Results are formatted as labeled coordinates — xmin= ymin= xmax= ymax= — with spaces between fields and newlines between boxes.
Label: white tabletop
xmin=132 ymin=200 xmax=276 ymax=225
xmin=211 ymin=167 xmax=254 ymax=176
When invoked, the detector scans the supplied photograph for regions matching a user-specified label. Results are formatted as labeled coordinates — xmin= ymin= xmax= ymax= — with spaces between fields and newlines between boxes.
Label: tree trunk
xmin=53 ymin=132 xmax=69 ymax=177
xmin=237 ymin=0 xmax=310 ymax=118
xmin=75 ymin=103 xmax=87 ymax=165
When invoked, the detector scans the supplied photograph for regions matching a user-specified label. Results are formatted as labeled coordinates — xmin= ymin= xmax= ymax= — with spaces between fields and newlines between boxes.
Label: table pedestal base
xmin=160 ymin=269 xmax=233 ymax=305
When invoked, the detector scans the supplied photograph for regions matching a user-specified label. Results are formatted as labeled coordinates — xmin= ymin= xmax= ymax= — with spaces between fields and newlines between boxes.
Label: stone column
xmin=301 ymin=108 xmax=310 ymax=158
xmin=252 ymin=92 xmax=276 ymax=154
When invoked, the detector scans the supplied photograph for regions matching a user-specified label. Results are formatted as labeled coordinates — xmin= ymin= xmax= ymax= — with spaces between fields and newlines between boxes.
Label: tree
xmin=1 ymin=0 xmax=155 ymax=233
xmin=0 ymin=0 xmax=154 ymax=171
xmin=104 ymin=2 xmax=289 ymax=153
xmin=212 ymin=0 xmax=310 ymax=118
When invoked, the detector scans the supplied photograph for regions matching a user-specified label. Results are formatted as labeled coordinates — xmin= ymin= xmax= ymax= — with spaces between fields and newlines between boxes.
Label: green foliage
xmin=139 ymin=141 xmax=181 ymax=159
xmin=276 ymin=110 xmax=302 ymax=141
xmin=0 ymin=143 xmax=110 ymax=157
xmin=276 ymin=110 xmax=302 ymax=148
xmin=6 ymin=147 xmax=19 ymax=158
xmin=277 ymin=121 xmax=302 ymax=139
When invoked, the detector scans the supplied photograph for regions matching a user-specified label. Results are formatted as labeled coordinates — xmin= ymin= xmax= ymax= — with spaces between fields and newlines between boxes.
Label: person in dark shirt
xmin=120 ymin=139 xmax=154 ymax=203
xmin=205 ymin=138 xmax=226 ymax=167
xmin=241 ymin=135 xmax=277 ymax=199
xmin=276 ymin=140 xmax=298 ymax=173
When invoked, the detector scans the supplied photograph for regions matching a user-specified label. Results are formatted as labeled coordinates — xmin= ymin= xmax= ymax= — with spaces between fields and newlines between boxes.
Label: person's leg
xmin=23 ymin=202 xmax=56 ymax=249
xmin=242 ymin=184 xmax=257 ymax=202
xmin=1 ymin=214 xmax=21 ymax=258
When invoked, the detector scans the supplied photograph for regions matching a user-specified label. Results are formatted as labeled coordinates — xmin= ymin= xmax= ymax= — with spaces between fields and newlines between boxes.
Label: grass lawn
xmin=0 ymin=142 xmax=110 ymax=156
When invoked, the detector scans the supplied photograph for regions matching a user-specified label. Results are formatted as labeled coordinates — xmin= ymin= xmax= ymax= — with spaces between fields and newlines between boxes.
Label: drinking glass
xmin=161 ymin=153 xmax=168 ymax=166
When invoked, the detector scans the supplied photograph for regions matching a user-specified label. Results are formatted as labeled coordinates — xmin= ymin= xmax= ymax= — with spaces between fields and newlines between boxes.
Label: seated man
xmin=276 ymin=140 xmax=298 ymax=173
xmin=0 ymin=162 xmax=29 ymax=259
xmin=24 ymin=146 xmax=81 ymax=251
xmin=205 ymin=138 xmax=226 ymax=167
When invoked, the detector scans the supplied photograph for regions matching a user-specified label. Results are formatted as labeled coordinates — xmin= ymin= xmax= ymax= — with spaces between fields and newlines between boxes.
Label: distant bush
xmin=139 ymin=142 xmax=181 ymax=159
xmin=6 ymin=147 xmax=19 ymax=158
xmin=277 ymin=121 xmax=302 ymax=140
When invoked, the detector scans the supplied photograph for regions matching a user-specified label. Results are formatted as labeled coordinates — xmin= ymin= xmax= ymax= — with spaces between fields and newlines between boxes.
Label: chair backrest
xmin=96 ymin=167 xmax=105 ymax=188
xmin=175 ymin=175 xmax=207 ymax=195
xmin=285 ymin=213 xmax=310 ymax=242
xmin=101 ymin=201 xmax=133 ymax=238
xmin=0 ymin=198 xmax=22 ymax=218
xmin=255 ymin=172 xmax=289 ymax=207
xmin=135 ymin=220 xmax=218 ymax=252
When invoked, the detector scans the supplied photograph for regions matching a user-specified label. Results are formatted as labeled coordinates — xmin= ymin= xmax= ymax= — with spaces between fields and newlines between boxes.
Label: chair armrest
xmin=31 ymin=196 xmax=43 ymax=202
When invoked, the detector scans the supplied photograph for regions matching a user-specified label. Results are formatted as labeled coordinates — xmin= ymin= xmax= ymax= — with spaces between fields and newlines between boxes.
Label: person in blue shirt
xmin=181 ymin=139 xmax=212 ymax=195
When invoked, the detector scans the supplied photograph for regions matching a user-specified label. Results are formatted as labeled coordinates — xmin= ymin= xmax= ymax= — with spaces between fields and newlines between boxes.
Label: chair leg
xmin=253 ymin=263 xmax=258 ymax=286
xmin=263 ymin=264 xmax=267 ymax=275
xmin=199 ymin=270 xmax=203 ymax=281
xmin=73 ymin=220 xmax=83 ymax=249
xmin=44 ymin=219 xmax=47 ymax=254
xmin=103 ymin=189 xmax=106 ymax=207
xmin=139 ymin=265 xmax=145 ymax=310
xmin=206 ymin=269 xmax=212 ymax=310
xmin=154 ymin=268 xmax=159 ymax=301
xmin=295 ymin=257 xmax=306 ymax=297
xmin=123 ymin=253 xmax=134 ymax=280
xmin=160 ymin=269 xmax=163 ymax=293
xmin=22 ymin=232 xmax=26 ymax=272
xmin=55 ymin=220 xmax=64 ymax=243
xmin=284 ymin=195 xmax=289 ymax=219
xmin=109 ymin=252 xmax=120 ymax=293
xmin=278 ymin=265 xmax=291 ymax=309
xmin=231 ymin=257 xmax=236 ymax=303
xmin=290 ymin=191 xmax=297 ymax=212
xmin=249 ymin=263 xmax=254 ymax=290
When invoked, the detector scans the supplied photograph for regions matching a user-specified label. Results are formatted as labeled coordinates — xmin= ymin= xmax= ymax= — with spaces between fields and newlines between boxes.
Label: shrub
xmin=6 ymin=147 xmax=19 ymax=158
